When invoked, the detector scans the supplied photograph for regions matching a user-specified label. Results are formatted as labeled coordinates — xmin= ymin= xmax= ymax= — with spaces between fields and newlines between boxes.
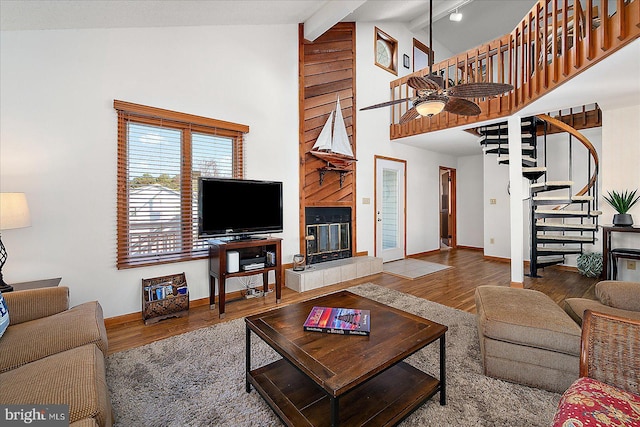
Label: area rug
xmin=106 ymin=283 xmax=560 ymax=426
xmin=383 ymin=258 xmax=452 ymax=279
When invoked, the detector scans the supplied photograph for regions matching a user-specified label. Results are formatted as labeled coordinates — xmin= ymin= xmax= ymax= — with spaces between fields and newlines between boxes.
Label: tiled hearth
xmin=285 ymin=256 xmax=383 ymax=292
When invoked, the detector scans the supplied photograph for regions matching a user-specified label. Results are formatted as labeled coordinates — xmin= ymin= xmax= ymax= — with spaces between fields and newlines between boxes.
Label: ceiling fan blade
xmin=399 ymin=107 xmax=420 ymax=124
xmin=448 ymin=82 xmax=514 ymax=98
xmin=360 ymin=97 xmax=412 ymax=111
xmin=444 ymin=97 xmax=482 ymax=116
xmin=407 ymin=76 xmax=441 ymax=91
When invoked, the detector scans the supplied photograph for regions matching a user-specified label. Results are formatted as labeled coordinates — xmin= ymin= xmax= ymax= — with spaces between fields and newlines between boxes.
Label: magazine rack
xmin=142 ymin=272 xmax=189 ymax=325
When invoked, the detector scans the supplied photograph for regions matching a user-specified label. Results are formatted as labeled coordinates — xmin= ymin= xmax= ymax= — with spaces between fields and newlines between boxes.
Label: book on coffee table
xmin=303 ymin=306 xmax=370 ymax=336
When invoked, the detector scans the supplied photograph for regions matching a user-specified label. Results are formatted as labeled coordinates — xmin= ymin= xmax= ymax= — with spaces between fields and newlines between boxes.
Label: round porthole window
xmin=376 ymin=39 xmax=392 ymax=68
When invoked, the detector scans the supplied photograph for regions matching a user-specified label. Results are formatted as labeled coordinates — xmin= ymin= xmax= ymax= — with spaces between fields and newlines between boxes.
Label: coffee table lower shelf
xmin=248 ymin=359 xmax=440 ymax=427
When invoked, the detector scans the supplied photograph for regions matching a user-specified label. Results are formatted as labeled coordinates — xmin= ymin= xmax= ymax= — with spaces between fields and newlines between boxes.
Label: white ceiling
xmin=0 ymin=0 xmax=537 ymax=54
xmin=1 ymin=0 xmax=637 ymax=156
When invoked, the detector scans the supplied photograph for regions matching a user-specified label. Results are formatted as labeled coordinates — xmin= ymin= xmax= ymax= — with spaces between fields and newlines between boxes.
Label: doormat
xmin=383 ymin=258 xmax=452 ymax=280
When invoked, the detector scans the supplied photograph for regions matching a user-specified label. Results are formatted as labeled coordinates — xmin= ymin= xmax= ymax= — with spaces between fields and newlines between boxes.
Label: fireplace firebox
xmin=305 ymin=207 xmax=352 ymax=265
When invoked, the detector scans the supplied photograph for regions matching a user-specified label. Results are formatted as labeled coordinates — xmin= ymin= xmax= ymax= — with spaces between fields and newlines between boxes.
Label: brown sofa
xmin=564 ymin=280 xmax=640 ymax=325
xmin=0 ymin=287 xmax=112 ymax=427
xmin=475 ymin=280 xmax=640 ymax=394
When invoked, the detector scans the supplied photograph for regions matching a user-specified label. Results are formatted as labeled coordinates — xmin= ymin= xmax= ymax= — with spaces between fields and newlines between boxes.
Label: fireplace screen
xmin=307 ymin=222 xmax=350 ymax=255
xmin=305 ymin=207 xmax=352 ymax=265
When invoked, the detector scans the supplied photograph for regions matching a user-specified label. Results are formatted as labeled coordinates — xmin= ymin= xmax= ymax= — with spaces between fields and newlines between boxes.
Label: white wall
xmin=1 ymin=21 xmax=459 ymax=318
xmin=601 ymin=104 xmax=640 ymax=281
xmin=483 ymin=152 xmax=512 ymax=258
xmin=457 ymin=155 xmax=484 ymax=248
xmin=0 ymin=25 xmax=300 ymax=317
xmin=5 ymin=21 xmax=628 ymax=320
xmin=355 ymin=22 xmax=458 ymax=257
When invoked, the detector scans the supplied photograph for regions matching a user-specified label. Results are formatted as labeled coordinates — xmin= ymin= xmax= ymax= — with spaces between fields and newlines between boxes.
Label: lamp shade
xmin=0 ymin=193 xmax=31 ymax=230
xmin=415 ymin=96 xmax=447 ymax=117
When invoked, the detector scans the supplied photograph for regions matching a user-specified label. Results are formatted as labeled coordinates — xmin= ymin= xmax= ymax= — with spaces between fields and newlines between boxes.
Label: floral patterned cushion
xmin=552 ymin=377 xmax=640 ymax=427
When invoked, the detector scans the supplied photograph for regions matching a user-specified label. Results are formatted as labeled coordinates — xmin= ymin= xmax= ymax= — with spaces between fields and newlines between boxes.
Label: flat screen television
xmin=198 ymin=177 xmax=283 ymax=239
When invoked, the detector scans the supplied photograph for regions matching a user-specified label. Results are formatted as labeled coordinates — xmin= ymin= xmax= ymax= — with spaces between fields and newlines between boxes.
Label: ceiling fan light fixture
xmin=415 ymin=96 xmax=446 ymax=117
xmin=449 ymin=9 xmax=463 ymax=22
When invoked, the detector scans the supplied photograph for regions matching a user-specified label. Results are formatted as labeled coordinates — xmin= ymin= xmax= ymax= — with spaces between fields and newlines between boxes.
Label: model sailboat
xmin=310 ymin=96 xmax=357 ymax=169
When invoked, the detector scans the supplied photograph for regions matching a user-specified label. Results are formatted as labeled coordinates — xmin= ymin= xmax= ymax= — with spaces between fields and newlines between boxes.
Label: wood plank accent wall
xmin=298 ymin=23 xmax=357 ymax=255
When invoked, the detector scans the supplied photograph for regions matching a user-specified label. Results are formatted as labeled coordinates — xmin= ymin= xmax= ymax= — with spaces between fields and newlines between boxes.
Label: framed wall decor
xmin=403 ymin=54 xmax=410 ymax=69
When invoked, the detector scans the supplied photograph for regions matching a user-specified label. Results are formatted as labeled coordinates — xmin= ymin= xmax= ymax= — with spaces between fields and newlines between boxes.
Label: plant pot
xmin=613 ymin=213 xmax=634 ymax=227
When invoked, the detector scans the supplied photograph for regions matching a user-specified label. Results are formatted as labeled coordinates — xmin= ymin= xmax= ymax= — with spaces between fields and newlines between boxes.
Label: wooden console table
xmin=601 ymin=225 xmax=640 ymax=279
xmin=208 ymin=237 xmax=282 ymax=318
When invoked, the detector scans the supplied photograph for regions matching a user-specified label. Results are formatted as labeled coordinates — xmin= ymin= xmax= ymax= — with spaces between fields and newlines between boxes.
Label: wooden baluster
xmin=586 ymin=0 xmax=593 ymax=60
xmin=519 ymin=21 xmax=526 ymax=104
xmin=523 ymin=13 xmax=530 ymax=102
xmin=574 ymin=0 xmax=582 ymax=69
xmin=543 ymin=0 xmax=549 ymax=88
xmin=505 ymin=36 xmax=512 ymax=114
xmin=533 ymin=4 xmax=541 ymax=95
xmin=509 ymin=32 xmax=515 ymax=110
xmin=601 ymin=0 xmax=609 ymax=51
xmin=487 ymin=42 xmax=494 ymax=115
xmin=562 ymin=0 xmax=569 ymax=76
xmin=552 ymin=0 xmax=558 ymax=82
xmin=617 ymin=0 xmax=626 ymax=40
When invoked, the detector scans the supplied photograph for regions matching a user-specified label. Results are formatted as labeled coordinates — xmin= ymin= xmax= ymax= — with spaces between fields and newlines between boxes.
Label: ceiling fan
xmin=360 ymin=0 xmax=513 ymax=123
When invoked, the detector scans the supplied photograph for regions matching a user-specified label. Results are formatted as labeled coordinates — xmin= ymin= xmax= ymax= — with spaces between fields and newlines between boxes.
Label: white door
xmin=375 ymin=158 xmax=406 ymax=262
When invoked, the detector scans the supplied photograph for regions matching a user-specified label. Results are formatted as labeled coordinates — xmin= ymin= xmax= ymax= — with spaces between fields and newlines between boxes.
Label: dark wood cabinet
xmin=208 ymin=237 xmax=282 ymax=318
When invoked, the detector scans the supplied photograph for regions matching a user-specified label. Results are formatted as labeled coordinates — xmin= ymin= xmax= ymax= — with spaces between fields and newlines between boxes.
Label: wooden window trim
xmin=114 ymin=100 xmax=249 ymax=269
xmin=113 ymin=100 xmax=249 ymax=134
xmin=375 ymin=27 xmax=398 ymax=75
xmin=413 ymin=38 xmax=434 ymax=72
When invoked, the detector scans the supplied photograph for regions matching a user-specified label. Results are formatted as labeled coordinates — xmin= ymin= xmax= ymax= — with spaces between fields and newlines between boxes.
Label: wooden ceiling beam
xmin=303 ymin=0 xmax=366 ymax=41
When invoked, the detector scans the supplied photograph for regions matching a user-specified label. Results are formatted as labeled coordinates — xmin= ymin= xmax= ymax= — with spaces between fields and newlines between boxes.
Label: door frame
xmin=439 ymin=166 xmax=457 ymax=249
xmin=374 ymin=155 xmax=407 ymax=260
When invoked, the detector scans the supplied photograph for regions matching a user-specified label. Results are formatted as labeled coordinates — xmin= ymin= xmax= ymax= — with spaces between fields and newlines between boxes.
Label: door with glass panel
xmin=375 ymin=157 xmax=406 ymax=262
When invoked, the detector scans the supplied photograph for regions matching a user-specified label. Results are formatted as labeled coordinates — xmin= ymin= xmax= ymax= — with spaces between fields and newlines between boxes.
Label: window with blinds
xmin=114 ymin=100 xmax=249 ymax=269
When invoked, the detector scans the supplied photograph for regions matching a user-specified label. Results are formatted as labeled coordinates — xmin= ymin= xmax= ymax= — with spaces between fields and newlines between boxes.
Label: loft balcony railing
xmin=389 ymin=0 xmax=639 ymax=138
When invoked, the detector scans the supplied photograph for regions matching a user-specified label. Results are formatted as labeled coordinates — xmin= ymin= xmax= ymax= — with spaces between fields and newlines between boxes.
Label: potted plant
xmin=603 ymin=189 xmax=640 ymax=226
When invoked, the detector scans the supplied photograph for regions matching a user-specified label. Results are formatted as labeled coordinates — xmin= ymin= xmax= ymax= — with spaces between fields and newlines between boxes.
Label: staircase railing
xmin=536 ymin=113 xmax=599 ymax=200
xmin=389 ymin=0 xmax=639 ymax=139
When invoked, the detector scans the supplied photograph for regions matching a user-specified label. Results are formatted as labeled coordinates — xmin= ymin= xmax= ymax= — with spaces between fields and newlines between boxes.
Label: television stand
xmin=208 ymin=237 xmax=282 ymax=318
xmin=226 ymin=235 xmax=268 ymax=242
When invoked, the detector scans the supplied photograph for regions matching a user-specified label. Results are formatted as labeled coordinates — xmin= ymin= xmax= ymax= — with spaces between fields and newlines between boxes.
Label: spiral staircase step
xmin=536 ymin=234 xmax=597 ymax=243
xmin=530 ymin=181 xmax=573 ymax=192
xmin=535 ymin=221 xmax=598 ymax=231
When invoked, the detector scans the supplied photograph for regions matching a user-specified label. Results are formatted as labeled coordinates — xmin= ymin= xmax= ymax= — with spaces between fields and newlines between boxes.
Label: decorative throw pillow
xmin=0 ymin=291 xmax=9 ymax=339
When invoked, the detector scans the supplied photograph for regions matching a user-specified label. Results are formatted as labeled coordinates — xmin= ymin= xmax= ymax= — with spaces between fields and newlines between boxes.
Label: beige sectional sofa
xmin=475 ymin=280 xmax=640 ymax=394
xmin=564 ymin=280 xmax=640 ymax=325
xmin=0 ymin=287 xmax=112 ymax=427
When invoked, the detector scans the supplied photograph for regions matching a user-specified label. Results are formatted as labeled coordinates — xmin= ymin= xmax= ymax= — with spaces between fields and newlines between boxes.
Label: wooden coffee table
xmin=245 ymin=290 xmax=447 ymax=426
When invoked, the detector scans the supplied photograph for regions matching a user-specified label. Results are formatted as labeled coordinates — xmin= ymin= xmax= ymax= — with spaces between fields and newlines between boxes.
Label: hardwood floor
xmin=105 ymin=248 xmax=599 ymax=355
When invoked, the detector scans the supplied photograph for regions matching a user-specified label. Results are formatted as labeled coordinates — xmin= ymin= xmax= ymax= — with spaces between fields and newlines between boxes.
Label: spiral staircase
xmin=478 ymin=108 xmax=601 ymax=277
